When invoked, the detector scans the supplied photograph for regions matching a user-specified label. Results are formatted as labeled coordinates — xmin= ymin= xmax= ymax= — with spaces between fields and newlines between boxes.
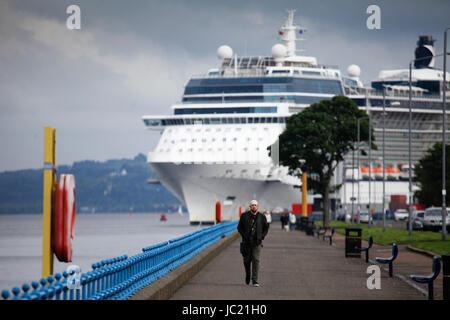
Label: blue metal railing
xmin=1 ymin=220 xmax=238 ymax=300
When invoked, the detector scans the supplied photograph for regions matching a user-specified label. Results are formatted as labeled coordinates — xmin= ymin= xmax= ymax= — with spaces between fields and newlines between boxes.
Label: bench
xmin=410 ymin=256 xmax=441 ymax=300
xmin=355 ymin=236 xmax=373 ymax=263
xmin=315 ymin=226 xmax=328 ymax=239
xmin=375 ymin=243 xmax=398 ymax=277
xmin=322 ymin=228 xmax=335 ymax=245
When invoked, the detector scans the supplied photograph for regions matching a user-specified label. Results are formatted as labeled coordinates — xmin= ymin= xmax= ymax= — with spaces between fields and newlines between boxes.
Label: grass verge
xmin=314 ymin=220 xmax=450 ymax=256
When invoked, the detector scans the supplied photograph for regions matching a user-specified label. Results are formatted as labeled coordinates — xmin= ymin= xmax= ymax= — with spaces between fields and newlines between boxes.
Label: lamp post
xmin=368 ymin=106 xmax=372 ymax=229
xmin=408 ymin=61 xmax=414 ymax=236
xmin=357 ymin=118 xmax=361 ymax=226
xmin=382 ymin=88 xmax=386 ymax=232
xmin=408 ymin=47 xmax=449 ymax=237
xmin=352 ymin=141 xmax=355 ymax=224
xmin=442 ymin=28 xmax=449 ymax=241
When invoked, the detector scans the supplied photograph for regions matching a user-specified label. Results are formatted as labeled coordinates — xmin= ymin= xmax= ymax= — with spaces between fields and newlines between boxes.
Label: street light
xmin=368 ymin=106 xmax=372 ymax=229
xmin=357 ymin=118 xmax=361 ymax=226
xmin=382 ymin=86 xmax=400 ymax=232
xmin=408 ymin=47 xmax=449 ymax=237
xmin=442 ymin=28 xmax=449 ymax=241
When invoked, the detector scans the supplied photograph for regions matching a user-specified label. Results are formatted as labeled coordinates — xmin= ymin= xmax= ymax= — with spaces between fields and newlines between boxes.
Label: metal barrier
xmin=1 ymin=220 xmax=238 ymax=300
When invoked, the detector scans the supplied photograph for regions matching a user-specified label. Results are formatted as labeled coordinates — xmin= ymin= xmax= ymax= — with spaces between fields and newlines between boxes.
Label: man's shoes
xmin=252 ymin=281 xmax=259 ymax=287
xmin=245 ymin=275 xmax=250 ymax=285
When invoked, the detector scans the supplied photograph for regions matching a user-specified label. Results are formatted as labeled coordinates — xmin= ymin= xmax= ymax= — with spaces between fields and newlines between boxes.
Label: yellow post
xmin=42 ymin=127 xmax=56 ymax=278
xmin=214 ymin=194 xmax=217 ymax=225
xmin=302 ymin=172 xmax=308 ymax=218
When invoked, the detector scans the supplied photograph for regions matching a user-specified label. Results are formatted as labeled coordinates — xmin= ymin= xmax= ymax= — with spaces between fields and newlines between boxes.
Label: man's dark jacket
xmin=237 ymin=211 xmax=269 ymax=246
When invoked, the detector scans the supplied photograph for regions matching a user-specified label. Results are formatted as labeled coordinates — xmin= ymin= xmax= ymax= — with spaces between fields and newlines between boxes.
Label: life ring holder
xmin=52 ymin=174 xmax=76 ymax=262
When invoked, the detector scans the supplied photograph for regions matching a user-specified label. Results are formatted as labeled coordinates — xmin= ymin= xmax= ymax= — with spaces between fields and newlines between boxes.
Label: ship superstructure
xmin=143 ymin=11 xmax=450 ymax=223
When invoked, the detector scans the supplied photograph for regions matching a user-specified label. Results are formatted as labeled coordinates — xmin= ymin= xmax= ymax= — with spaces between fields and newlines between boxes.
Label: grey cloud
xmin=1 ymin=0 xmax=450 ymax=171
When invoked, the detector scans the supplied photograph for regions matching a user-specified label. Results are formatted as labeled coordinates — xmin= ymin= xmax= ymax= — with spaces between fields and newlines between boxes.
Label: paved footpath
xmin=170 ymin=221 xmax=440 ymax=300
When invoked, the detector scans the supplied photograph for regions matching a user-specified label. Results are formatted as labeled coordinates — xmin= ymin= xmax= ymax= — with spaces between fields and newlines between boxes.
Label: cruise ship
xmin=143 ymin=10 xmax=450 ymax=224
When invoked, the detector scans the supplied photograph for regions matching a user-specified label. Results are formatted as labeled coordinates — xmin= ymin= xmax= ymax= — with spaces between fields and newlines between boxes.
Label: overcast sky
xmin=1 ymin=0 xmax=449 ymax=171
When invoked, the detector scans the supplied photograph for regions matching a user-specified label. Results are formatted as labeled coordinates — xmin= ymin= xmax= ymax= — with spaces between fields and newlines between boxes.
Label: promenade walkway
xmin=169 ymin=221 xmax=439 ymax=300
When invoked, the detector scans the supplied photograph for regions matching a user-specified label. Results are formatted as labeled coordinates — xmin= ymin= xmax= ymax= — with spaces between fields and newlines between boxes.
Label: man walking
xmin=237 ymin=200 xmax=269 ymax=287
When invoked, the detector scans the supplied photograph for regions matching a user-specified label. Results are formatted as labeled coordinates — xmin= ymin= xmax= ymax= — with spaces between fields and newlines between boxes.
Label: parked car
xmin=394 ymin=209 xmax=409 ymax=221
xmin=422 ymin=207 xmax=450 ymax=232
xmin=359 ymin=211 xmax=373 ymax=224
xmin=407 ymin=210 xmax=424 ymax=230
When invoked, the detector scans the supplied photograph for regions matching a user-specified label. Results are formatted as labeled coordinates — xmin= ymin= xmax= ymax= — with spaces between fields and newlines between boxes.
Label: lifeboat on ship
xmin=361 ymin=166 xmax=370 ymax=180
xmin=386 ymin=165 xmax=400 ymax=180
xmin=374 ymin=166 xmax=383 ymax=180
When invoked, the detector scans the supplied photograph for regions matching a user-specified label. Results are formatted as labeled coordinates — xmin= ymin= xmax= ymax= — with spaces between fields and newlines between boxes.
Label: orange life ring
xmin=52 ymin=174 xmax=76 ymax=262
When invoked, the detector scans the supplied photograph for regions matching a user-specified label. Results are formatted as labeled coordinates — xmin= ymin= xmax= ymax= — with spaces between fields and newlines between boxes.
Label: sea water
xmin=0 ymin=213 xmax=205 ymax=292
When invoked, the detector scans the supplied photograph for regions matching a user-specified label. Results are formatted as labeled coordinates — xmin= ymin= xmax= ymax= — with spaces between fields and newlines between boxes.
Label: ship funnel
xmin=414 ymin=35 xmax=435 ymax=69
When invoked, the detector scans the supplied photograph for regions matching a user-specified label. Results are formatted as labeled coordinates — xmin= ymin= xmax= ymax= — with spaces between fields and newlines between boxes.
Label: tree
xmin=277 ymin=95 xmax=374 ymax=227
xmin=414 ymin=142 xmax=450 ymax=207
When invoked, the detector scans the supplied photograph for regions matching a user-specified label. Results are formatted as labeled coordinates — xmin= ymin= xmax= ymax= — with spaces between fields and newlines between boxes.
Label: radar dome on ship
xmin=217 ymin=45 xmax=233 ymax=60
xmin=271 ymin=44 xmax=287 ymax=58
xmin=347 ymin=64 xmax=361 ymax=78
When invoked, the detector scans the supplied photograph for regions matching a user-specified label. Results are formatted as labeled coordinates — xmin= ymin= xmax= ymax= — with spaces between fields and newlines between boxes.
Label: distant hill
xmin=0 ymin=154 xmax=182 ymax=214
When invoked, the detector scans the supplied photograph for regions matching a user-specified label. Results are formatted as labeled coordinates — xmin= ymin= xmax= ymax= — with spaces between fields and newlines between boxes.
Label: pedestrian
xmin=289 ymin=211 xmax=296 ymax=230
xmin=237 ymin=200 xmax=269 ymax=287
xmin=280 ymin=212 xmax=286 ymax=230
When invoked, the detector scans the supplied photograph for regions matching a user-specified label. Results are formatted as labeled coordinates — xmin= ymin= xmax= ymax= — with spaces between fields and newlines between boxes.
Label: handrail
xmin=1 ymin=220 xmax=238 ymax=300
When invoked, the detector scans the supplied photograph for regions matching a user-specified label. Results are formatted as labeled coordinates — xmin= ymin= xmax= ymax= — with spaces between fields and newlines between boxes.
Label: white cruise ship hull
xmin=150 ymin=162 xmax=301 ymax=224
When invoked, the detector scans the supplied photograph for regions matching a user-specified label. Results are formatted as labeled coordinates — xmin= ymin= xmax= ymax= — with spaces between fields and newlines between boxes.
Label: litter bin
xmin=306 ymin=220 xmax=315 ymax=236
xmin=443 ymin=253 xmax=450 ymax=300
xmin=300 ymin=216 xmax=308 ymax=231
xmin=345 ymin=227 xmax=361 ymax=258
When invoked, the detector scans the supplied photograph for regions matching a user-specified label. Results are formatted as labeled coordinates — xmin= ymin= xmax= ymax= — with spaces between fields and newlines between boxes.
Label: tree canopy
xmin=277 ymin=95 xmax=374 ymax=226
xmin=414 ymin=142 xmax=450 ymax=207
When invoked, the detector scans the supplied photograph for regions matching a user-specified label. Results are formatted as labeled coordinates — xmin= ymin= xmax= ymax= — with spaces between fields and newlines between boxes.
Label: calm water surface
xmin=0 ymin=213 xmax=205 ymax=291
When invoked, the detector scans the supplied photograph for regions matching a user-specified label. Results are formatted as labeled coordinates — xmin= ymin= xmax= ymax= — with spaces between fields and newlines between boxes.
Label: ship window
xmin=144 ymin=119 xmax=162 ymax=126
xmin=248 ymin=118 xmax=253 ymax=123
xmin=302 ymin=71 xmax=321 ymax=76
xmin=272 ymin=70 xmax=291 ymax=74
xmin=175 ymin=106 xmax=277 ymax=114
